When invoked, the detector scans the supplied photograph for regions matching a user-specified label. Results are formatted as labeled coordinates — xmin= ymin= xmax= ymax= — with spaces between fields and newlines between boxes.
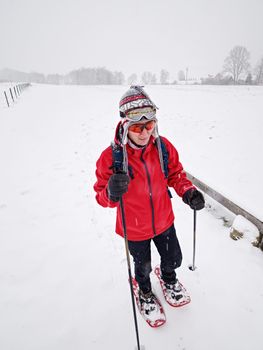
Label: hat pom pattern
xmin=119 ymin=86 xmax=157 ymax=117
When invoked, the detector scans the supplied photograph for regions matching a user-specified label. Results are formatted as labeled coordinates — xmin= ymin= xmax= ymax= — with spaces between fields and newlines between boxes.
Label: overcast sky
xmin=1 ymin=0 xmax=263 ymax=79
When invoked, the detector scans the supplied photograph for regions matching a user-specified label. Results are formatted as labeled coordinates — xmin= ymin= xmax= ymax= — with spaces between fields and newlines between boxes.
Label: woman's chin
xmin=137 ymin=138 xmax=149 ymax=145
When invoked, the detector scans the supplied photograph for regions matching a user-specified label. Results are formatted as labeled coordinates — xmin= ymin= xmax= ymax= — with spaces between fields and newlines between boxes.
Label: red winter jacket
xmin=94 ymin=128 xmax=194 ymax=241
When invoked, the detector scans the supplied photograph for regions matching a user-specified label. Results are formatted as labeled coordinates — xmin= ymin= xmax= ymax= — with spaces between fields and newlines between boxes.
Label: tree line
xmin=0 ymin=46 xmax=262 ymax=85
xmin=0 ymin=67 xmax=126 ymax=85
xmin=202 ymin=46 xmax=263 ymax=85
xmin=0 ymin=67 xmax=172 ymax=85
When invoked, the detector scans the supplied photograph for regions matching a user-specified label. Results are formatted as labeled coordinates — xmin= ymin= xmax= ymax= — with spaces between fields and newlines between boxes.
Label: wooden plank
xmin=186 ymin=171 xmax=263 ymax=235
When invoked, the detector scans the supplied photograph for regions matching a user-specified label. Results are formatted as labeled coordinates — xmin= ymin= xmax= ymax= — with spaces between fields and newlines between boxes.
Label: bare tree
xmin=254 ymin=57 xmax=263 ymax=85
xmin=223 ymin=46 xmax=250 ymax=83
xmin=160 ymin=69 xmax=169 ymax=84
xmin=127 ymin=73 xmax=138 ymax=85
xmin=46 ymin=74 xmax=63 ymax=84
xmin=141 ymin=71 xmax=156 ymax=85
xmin=151 ymin=74 xmax=157 ymax=84
xmin=178 ymin=70 xmax=185 ymax=81
xmin=65 ymin=67 xmax=123 ymax=85
xmin=114 ymin=71 xmax=125 ymax=85
xmin=245 ymin=72 xmax=253 ymax=85
xmin=28 ymin=72 xmax=45 ymax=83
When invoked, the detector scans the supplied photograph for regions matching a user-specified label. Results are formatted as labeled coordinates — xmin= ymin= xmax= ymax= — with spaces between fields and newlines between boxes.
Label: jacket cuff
xmin=104 ymin=188 xmax=119 ymax=207
xmin=106 ymin=188 xmax=120 ymax=202
xmin=181 ymin=185 xmax=196 ymax=198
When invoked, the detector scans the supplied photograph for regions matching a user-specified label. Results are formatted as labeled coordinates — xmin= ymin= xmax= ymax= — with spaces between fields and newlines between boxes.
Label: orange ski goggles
xmin=128 ymin=120 xmax=155 ymax=133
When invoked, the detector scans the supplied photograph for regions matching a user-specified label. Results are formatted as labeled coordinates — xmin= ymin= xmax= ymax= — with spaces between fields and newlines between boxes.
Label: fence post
xmin=4 ymin=83 xmax=30 ymax=107
xmin=13 ymin=86 xmax=17 ymax=99
xmin=9 ymin=88 xmax=14 ymax=102
xmin=4 ymin=91 xmax=10 ymax=107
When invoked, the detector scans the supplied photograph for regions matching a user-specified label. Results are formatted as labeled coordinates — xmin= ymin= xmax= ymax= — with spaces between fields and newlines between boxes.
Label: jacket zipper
xmin=140 ymin=149 xmax=156 ymax=236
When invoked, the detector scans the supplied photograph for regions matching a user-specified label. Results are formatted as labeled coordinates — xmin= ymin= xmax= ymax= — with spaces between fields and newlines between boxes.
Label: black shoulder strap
xmin=158 ymin=137 xmax=172 ymax=198
xmin=111 ymin=139 xmax=169 ymax=179
xmin=111 ymin=142 xmax=134 ymax=179
xmin=111 ymin=142 xmax=123 ymax=174
xmin=159 ymin=137 xmax=169 ymax=178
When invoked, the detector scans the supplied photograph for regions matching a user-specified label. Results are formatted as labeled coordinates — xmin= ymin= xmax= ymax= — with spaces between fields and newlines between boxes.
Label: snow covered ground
xmin=148 ymin=84 xmax=263 ymax=220
xmin=0 ymin=84 xmax=263 ymax=350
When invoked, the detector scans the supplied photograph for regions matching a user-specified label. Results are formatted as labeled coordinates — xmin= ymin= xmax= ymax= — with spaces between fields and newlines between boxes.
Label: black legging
xmin=128 ymin=224 xmax=182 ymax=294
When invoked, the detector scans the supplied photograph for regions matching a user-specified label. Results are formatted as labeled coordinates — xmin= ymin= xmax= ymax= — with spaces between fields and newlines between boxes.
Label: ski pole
xmin=189 ymin=209 xmax=197 ymax=271
xmin=119 ymin=196 xmax=145 ymax=350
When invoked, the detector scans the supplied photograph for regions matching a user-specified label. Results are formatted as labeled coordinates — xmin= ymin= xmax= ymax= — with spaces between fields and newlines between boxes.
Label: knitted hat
xmin=118 ymin=87 xmax=165 ymax=176
xmin=119 ymin=86 xmax=158 ymax=118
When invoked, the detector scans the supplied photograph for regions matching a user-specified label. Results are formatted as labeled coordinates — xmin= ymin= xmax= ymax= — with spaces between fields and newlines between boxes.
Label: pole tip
xmin=188 ymin=265 xmax=196 ymax=271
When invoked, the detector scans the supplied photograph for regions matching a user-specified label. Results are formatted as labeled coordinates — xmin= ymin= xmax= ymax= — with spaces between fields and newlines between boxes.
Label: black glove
xmin=107 ymin=173 xmax=130 ymax=202
xmin=183 ymin=188 xmax=205 ymax=210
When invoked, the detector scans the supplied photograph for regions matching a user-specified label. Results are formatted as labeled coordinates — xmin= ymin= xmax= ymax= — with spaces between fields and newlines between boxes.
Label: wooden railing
xmin=186 ymin=171 xmax=263 ymax=249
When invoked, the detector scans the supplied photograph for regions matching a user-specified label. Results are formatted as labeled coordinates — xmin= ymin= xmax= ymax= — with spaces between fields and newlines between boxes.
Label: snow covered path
xmin=0 ymin=85 xmax=262 ymax=350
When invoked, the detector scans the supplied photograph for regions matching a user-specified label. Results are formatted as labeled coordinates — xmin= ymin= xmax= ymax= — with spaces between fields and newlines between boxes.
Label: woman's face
xmin=128 ymin=120 xmax=155 ymax=146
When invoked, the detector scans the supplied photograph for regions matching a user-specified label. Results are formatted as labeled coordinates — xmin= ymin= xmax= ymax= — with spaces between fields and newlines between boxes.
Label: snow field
xmin=0 ymin=84 xmax=262 ymax=350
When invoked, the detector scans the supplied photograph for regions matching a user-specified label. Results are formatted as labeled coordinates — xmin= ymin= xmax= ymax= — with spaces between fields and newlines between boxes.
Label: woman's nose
xmin=140 ymin=127 xmax=148 ymax=135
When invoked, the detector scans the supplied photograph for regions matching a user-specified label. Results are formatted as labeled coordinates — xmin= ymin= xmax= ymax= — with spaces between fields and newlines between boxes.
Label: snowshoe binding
xmin=131 ymin=277 xmax=166 ymax=328
xmin=154 ymin=266 xmax=191 ymax=307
